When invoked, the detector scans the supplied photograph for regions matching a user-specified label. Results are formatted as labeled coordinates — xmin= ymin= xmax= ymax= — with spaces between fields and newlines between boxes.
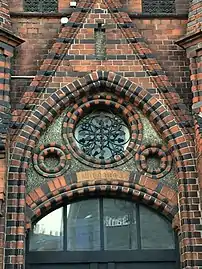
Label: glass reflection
xmin=66 ymin=200 xmax=100 ymax=250
xmin=103 ymin=199 xmax=137 ymax=250
xmin=140 ymin=205 xmax=175 ymax=249
xmin=29 ymin=208 xmax=63 ymax=251
xmin=29 ymin=198 xmax=176 ymax=252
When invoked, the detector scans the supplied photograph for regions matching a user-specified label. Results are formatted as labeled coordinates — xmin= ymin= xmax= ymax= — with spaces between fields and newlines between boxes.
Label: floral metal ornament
xmin=74 ymin=111 xmax=130 ymax=160
xmin=62 ymin=95 xmax=143 ymax=168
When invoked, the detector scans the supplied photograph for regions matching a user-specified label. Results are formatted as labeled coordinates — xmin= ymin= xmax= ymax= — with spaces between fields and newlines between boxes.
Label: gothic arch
xmin=12 ymin=71 xmax=195 ymax=172
xmin=7 ymin=71 xmax=196 ymax=267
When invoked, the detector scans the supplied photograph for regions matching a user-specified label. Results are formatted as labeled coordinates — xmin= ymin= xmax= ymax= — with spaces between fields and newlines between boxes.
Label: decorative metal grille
xmin=74 ymin=111 xmax=130 ymax=160
xmin=142 ymin=0 xmax=175 ymax=14
xmin=24 ymin=0 xmax=58 ymax=12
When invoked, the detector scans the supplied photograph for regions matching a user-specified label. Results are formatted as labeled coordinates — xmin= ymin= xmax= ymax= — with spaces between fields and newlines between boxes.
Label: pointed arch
xmin=14 ymin=71 xmax=194 ymax=169
xmin=7 ymin=71 xmax=197 ymax=269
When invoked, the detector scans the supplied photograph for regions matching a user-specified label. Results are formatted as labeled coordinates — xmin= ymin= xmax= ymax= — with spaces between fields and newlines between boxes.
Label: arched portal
xmin=7 ymin=71 xmax=196 ymax=269
xmin=26 ymin=196 xmax=179 ymax=269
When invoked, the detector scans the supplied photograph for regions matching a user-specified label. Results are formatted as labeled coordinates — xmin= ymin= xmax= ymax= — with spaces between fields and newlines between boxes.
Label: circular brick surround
xmin=62 ymin=94 xmax=143 ymax=168
xmin=33 ymin=143 xmax=71 ymax=178
xmin=135 ymin=144 xmax=172 ymax=179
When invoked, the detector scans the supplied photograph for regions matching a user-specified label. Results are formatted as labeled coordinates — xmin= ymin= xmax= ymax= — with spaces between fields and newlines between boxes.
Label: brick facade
xmin=177 ymin=0 xmax=202 ymax=221
xmin=0 ymin=0 xmax=23 ymax=267
xmin=0 ymin=0 xmax=201 ymax=269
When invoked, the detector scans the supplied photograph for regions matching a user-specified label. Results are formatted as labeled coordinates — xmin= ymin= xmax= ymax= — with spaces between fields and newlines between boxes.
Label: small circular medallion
xmin=135 ymin=144 xmax=172 ymax=179
xmin=33 ymin=143 xmax=71 ymax=177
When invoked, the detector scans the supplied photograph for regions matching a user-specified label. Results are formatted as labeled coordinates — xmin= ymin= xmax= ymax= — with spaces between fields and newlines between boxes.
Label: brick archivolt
xmin=25 ymin=170 xmax=178 ymax=230
xmin=18 ymin=71 xmax=195 ymax=169
xmin=8 ymin=71 xmax=197 ymax=269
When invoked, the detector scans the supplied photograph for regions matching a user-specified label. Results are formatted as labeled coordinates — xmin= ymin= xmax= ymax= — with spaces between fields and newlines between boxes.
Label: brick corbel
xmin=176 ymin=30 xmax=202 ymax=57
xmin=0 ymin=27 xmax=24 ymax=48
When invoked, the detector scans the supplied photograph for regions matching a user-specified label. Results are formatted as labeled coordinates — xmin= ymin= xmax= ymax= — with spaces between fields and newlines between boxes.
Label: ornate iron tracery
xmin=24 ymin=0 xmax=58 ymax=12
xmin=142 ymin=0 xmax=175 ymax=14
xmin=74 ymin=111 xmax=130 ymax=160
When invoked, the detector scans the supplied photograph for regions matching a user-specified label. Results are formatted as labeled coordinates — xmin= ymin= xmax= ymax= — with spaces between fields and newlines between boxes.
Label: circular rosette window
xmin=33 ymin=143 xmax=71 ymax=178
xmin=62 ymin=98 xmax=143 ymax=168
xmin=135 ymin=144 xmax=172 ymax=179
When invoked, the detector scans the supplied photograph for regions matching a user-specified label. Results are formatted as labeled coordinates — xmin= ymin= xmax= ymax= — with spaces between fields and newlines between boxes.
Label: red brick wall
xmin=11 ymin=17 xmax=61 ymax=75
xmin=10 ymin=16 xmax=61 ymax=108
xmin=5 ymin=2 xmax=200 ymax=269
xmin=10 ymin=15 xmax=192 ymax=111
xmin=8 ymin=0 xmax=23 ymax=12
xmin=124 ymin=0 xmax=142 ymax=12
xmin=135 ymin=18 xmax=192 ymax=109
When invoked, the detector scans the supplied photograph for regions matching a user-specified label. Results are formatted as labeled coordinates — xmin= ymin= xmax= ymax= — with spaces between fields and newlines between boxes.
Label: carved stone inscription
xmin=76 ymin=170 xmax=130 ymax=182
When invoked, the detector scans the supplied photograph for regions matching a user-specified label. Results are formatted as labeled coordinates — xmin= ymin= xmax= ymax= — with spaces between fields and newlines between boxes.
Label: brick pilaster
xmin=0 ymin=2 xmax=24 ymax=269
xmin=176 ymin=0 xmax=202 ymax=266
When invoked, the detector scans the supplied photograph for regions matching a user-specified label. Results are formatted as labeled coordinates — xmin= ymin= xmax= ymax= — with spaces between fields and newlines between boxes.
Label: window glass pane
xmin=140 ymin=205 xmax=175 ymax=249
xmin=66 ymin=199 xmax=100 ymax=250
xmin=103 ymin=199 xmax=137 ymax=250
xmin=29 ymin=208 xmax=63 ymax=251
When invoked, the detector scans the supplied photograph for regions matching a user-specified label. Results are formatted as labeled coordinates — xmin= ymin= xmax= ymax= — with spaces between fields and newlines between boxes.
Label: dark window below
xmin=24 ymin=0 xmax=58 ymax=12
xmin=142 ymin=0 xmax=175 ymax=14
xmin=29 ymin=198 xmax=175 ymax=252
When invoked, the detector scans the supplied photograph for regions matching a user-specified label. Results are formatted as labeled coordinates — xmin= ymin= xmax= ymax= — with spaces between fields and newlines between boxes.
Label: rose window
xmin=74 ymin=110 xmax=130 ymax=161
xmin=62 ymin=96 xmax=143 ymax=168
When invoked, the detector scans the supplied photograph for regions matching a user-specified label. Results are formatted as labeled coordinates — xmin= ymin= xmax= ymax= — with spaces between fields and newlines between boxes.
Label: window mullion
xmin=63 ymin=206 xmax=67 ymax=251
xmin=100 ymin=198 xmax=104 ymax=250
xmin=136 ymin=203 xmax=141 ymax=250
